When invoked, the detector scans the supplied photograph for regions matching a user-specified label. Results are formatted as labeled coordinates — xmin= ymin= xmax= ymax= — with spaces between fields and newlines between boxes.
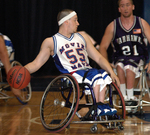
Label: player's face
xmin=68 ymin=15 xmax=79 ymax=33
xmin=118 ymin=0 xmax=135 ymax=18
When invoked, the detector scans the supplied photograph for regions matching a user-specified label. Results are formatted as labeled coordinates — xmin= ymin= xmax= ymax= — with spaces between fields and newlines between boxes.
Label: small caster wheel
xmin=118 ymin=125 xmax=124 ymax=130
xmin=65 ymin=124 xmax=70 ymax=134
xmin=4 ymin=99 xmax=8 ymax=102
xmin=66 ymin=124 xmax=70 ymax=129
xmin=90 ymin=125 xmax=97 ymax=133
xmin=65 ymin=128 xmax=70 ymax=134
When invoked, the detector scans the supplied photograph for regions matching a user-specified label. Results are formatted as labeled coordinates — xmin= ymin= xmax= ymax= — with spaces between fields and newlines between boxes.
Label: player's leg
xmin=93 ymin=84 xmax=117 ymax=116
xmin=126 ymin=69 xmax=136 ymax=100
xmin=116 ymin=65 xmax=127 ymax=99
xmin=93 ymin=85 xmax=105 ymax=103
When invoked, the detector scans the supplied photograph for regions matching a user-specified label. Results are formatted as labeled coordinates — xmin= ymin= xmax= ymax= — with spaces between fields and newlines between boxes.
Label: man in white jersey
xmin=25 ymin=9 xmax=120 ymax=116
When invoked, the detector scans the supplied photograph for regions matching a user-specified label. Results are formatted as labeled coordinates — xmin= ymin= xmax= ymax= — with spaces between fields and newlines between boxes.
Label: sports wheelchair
xmin=0 ymin=35 xmax=32 ymax=104
xmin=126 ymin=64 xmax=150 ymax=114
xmin=40 ymin=74 xmax=126 ymax=133
xmin=114 ymin=60 xmax=150 ymax=114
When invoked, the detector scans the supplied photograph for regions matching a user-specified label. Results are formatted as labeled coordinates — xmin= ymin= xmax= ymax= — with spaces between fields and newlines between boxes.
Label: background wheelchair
xmin=40 ymin=73 xmax=126 ymax=133
xmin=113 ymin=60 xmax=150 ymax=114
xmin=126 ymin=63 xmax=150 ymax=114
xmin=0 ymin=35 xmax=32 ymax=104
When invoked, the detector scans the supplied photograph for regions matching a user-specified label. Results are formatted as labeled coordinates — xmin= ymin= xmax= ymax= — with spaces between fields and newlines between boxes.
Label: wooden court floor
xmin=0 ymin=77 xmax=150 ymax=135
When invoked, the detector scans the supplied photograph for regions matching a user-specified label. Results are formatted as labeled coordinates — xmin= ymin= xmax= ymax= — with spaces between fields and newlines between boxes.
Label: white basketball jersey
xmin=0 ymin=33 xmax=14 ymax=66
xmin=52 ymin=33 xmax=92 ymax=73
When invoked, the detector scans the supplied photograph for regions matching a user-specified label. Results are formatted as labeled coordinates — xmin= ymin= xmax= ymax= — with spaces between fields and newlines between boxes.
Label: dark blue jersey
xmin=111 ymin=16 xmax=148 ymax=63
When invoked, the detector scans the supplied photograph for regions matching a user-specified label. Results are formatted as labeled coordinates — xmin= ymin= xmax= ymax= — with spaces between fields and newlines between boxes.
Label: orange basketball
xmin=7 ymin=66 xmax=31 ymax=89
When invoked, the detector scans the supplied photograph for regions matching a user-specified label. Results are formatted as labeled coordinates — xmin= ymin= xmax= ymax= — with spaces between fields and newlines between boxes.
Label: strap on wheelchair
xmin=82 ymin=70 xmax=89 ymax=83
xmin=83 ymin=102 xmax=104 ymax=120
xmin=83 ymin=105 xmax=97 ymax=120
xmin=97 ymin=102 xmax=105 ymax=105
xmin=79 ymin=70 xmax=89 ymax=88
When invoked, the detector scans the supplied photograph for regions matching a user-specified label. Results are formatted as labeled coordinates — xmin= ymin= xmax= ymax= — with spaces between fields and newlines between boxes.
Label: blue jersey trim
xmin=52 ymin=35 xmax=57 ymax=57
xmin=54 ymin=54 xmax=69 ymax=73
xmin=76 ymin=33 xmax=87 ymax=48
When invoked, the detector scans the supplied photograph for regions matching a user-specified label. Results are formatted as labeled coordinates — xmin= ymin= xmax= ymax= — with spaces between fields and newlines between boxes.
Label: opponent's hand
xmin=145 ymin=62 xmax=150 ymax=74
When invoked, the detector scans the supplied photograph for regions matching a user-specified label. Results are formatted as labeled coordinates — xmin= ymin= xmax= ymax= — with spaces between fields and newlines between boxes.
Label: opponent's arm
xmin=99 ymin=22 xmax=114 ymax=62
xmin=141 ymin=18 xmax=150 ymax=73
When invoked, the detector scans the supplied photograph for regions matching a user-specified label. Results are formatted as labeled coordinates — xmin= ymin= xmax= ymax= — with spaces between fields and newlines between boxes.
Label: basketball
xmin=7 ymin=66 xmax=31 ymax=89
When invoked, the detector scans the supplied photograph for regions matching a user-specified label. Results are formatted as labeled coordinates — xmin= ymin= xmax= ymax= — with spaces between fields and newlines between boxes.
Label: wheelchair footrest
xmin=71 ymin=119 xmax=124 ymax=124
xmin=101 ymin=121 xmax=124 ymax=130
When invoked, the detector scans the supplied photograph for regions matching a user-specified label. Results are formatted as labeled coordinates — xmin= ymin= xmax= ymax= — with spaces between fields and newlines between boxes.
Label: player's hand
xmin=11 ymin=87 xmax=21 ymax=97
xmin=110 ymin=72 xmax=120 ymax=88
xmin=110 ymin=63 xmax=115 ymax=69
xmin=145 ymin=62 xmax=150 ymax=73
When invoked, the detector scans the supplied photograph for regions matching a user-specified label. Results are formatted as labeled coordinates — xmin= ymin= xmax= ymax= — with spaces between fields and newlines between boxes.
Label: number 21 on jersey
xmin=122 ymin=45 xmax=139 ymax=56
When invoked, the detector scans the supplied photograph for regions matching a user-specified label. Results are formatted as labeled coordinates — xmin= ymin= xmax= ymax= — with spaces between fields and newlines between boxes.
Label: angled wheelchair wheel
xmin=106 ymin=82 xmax=126 ymax=119
xmin=15 ymin=84 xmax=32 ymax=104
xmin=10 ymin=60 xmax=32 ymax=104
xmin=40 ymin=74 xmax=80 ymax=133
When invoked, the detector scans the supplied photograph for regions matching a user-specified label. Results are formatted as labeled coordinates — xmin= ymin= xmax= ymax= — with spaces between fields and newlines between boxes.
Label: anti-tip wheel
xmin=90 ymin=124 xmax=98 ymax=133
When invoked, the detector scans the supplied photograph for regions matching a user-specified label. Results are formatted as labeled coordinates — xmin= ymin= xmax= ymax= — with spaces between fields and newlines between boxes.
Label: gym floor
xmin=0 ymin=75 xmax=150 ymax=135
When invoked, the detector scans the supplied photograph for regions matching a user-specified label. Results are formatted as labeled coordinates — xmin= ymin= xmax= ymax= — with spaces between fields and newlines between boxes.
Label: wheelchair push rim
xmin=40 ymin=74 xmax=80 ymax=133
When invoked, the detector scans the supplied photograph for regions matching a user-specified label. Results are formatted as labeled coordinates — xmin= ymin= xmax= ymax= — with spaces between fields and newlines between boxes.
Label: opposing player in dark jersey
xmin=25 ymin=9 xmax=120 ymax=116
xmin=99 ymin=0 xmax=150 ymax=101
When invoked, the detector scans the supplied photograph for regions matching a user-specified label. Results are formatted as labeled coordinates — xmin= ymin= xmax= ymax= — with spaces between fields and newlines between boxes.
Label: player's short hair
xmin=57 ymin=9 xmax=74 ymax=23
xmin=118 ymin=0 xmax=133 ymax=6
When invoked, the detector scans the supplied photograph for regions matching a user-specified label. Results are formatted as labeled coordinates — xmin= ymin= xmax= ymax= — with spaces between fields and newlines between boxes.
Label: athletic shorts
xmin=114 ymin=58 xmax=144 ymax=78
xmin=71 ymin=68 xmax=112 ymax=95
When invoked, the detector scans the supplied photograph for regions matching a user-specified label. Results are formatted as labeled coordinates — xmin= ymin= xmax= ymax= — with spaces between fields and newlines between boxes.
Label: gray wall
xmin=143 ymin=0 xmax=150 ymax=24
xmin=143 ymin=1 xmax=150 ymax=62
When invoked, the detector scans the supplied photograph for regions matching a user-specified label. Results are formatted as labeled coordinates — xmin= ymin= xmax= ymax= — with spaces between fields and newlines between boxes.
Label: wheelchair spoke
xmin=40 ymin=74 xmax=80 ymax=133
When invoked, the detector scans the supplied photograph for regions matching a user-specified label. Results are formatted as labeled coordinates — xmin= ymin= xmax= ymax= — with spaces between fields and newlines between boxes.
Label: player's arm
xmin=0 ymin=35 xmax=11 ymax=74
xmin=81 ymin=32 xmax=120 ymax=87
xmin=141 ymin=18 xmax=150 ymax=44
xmin=141 ymin=18 xmax=150 ymax=73
xmin=25 ymin=37 xmax=54 ymax=74
xmin=79 ymin=31 xmax=100 ymax=49
xmin=99 ymin=21 xmax=114 ymax=61
xmin=78 ymin=31 xmax=96 ymax=45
